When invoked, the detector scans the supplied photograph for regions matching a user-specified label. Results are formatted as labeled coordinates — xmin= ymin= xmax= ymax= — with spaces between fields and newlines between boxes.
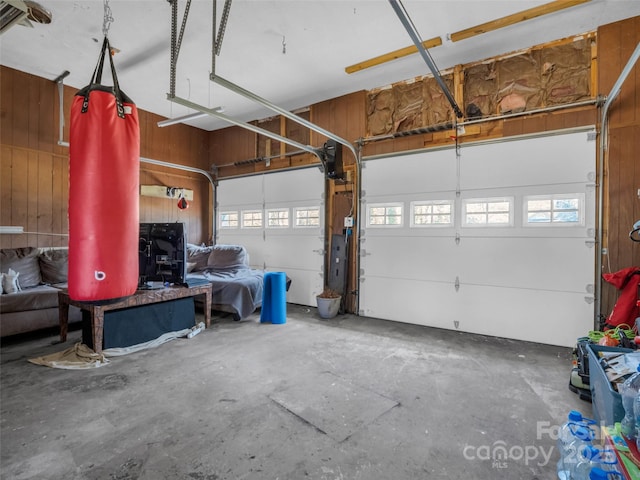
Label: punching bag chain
xmin=102 ymin=0 xmax=114 ymax=38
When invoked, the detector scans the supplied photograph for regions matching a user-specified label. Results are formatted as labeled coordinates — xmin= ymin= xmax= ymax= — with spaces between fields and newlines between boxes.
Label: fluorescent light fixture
xmin=157 ymin=108 xmax=224 ymax=128
xmin=0 ymin=226 xmax=24 ymax=234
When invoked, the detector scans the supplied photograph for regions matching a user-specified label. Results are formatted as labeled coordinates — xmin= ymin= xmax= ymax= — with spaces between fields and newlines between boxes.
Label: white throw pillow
xmin=2 ymin=268 xmax=21 ymax=294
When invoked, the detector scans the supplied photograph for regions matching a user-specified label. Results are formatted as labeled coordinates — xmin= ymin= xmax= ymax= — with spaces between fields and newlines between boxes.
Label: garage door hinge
xmin=455 ymin=276 xmax=460 ymax=292
xmin=584 ymin=296 xmax=594 ymax=304
xmin=361 ymin=249 xmax=371 ymax=257
xmin=455 ymin=233 xmax=461 ymax=245
xmin=584 ymin=239 xmax=596 ymax=248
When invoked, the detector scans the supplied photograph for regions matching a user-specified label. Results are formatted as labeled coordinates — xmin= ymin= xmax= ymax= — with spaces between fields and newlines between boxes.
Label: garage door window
xmin=462 ymin=197 xmax=513 ymax=227
xmin=411 ymin=200 xmax=453 ymax=227
xmin=219 ymin=211 xmax=239 ymax=229
xmin=367 ymin=203 xmax=403 ymax=227
xmin=242 ymin=210 xmax=263 ymax=228
xmin=267 ymin=208 xmax=290 ymax=228
xmin=294 ymin=207 xmax=320 ymax=227
xmin=524 ymin=194 xmax=584 ymax=226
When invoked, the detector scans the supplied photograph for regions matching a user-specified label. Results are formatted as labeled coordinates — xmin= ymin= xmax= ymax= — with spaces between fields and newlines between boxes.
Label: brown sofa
xmin=0 ymin=247 xmax=81 ymax=338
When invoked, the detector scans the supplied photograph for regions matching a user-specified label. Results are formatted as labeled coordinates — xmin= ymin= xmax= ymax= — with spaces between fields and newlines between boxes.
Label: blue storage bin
xmin=587 ymin=343 xmax=634 ymax=426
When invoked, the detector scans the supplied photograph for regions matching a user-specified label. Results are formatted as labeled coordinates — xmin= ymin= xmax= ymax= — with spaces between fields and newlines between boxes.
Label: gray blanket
xmin=187 ymin=268 xmax=264 ymax=320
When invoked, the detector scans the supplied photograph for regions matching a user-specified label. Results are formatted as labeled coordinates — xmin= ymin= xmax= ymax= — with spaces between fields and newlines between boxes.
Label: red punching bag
xmin=68 ymin=37 xmax=139 ymax=302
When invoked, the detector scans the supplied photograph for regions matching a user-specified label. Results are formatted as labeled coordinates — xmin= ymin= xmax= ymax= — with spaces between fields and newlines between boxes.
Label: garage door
xmin=359 ymin=129 xmax=596 ymax=347
xmin=216 ymin=168 xmax=324 ymax=306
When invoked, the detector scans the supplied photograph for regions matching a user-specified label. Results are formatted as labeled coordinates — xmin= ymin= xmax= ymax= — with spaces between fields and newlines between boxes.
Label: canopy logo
xmin=462 ymin=441 xmax=554 ymax=469
xmin=462 ymin=421 xmax=565 ymax=469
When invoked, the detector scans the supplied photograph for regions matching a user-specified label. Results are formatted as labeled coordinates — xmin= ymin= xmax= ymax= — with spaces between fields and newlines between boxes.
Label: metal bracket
xmin=215 ymin=0 xmax=233 ymax=56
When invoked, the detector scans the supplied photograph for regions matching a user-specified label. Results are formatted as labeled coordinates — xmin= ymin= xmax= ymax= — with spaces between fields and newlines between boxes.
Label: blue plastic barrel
xmin=260 ymin=272 xmax=287 ymax=324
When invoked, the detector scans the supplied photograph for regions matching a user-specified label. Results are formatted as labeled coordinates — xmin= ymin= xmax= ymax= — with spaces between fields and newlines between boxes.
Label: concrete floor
xmin=1 ymin=304 xmax=590 ymax=480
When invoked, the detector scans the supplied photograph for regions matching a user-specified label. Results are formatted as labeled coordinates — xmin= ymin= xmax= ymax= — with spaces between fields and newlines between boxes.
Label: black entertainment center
xmin=138 ymin=222 xmax=187 ymax=287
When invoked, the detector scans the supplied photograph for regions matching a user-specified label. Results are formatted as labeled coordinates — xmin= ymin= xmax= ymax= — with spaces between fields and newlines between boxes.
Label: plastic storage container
xmin=587 ymin=344 xmax=634 ymax=426
xmin=619 ymin=366 xmax=640 ymax=438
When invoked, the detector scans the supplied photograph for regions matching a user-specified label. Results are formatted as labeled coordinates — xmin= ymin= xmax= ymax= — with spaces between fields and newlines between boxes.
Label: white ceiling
xmin=2 ymin=0 xmax=640 ymax=132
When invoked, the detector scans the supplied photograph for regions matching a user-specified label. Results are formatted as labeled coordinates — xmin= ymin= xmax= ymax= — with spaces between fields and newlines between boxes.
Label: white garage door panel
xmin=362 ymin=237 xmax=593 ymax=296
xmin=216 ymin=175 xmax=264 ymax=267
xmin=460 ymin=133 xmax=594 ymax=189
xmin=455 ymin=286 xmax=593 ymax=347
xmin=264 ymin=234 xmax=322 ymax=270
xmin=362 ymin=226 xmax=593 ymax=290
xmin=361 ymin=236 xmax=458 ymax=280
xmin=359 ymin=277 xmax=457 ymax=328
xmin=361 ymin=278 xmax=592 ymax=347
xmin=363 ymin=151 xmax=457 ymax=194
xmin=217 ymin=168 xmax=324 ymax=308
xmin=217 ymin=176 xmax=264 ymax=205
xmin=263 ymin=233 xmax=322 ymax=305
xmin=264 ymin=169 xmax=323 ymax=203
xmin=284 ymin=267 xmax=323 ymax=306
xmin=360 ymin=129 xmax=596 ymax=347
xmin=456 ymin=237 xmax=595 ymax=292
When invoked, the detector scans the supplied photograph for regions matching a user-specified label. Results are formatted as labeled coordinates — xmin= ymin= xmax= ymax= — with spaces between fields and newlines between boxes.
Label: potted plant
xmin=316 ymin=287 xmax=342 ymax=319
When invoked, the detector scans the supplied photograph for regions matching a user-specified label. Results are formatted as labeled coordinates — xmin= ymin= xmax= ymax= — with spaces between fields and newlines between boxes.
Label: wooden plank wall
xmin=1 ymin=67 xmax=69 ymax=249
xmin=0 ymin=65 xmax=212 ymax=250
xmin=138 ymin=110 xmax=212 ymax=244
xmin=598 ymin=17 xmax=640 ymax=320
